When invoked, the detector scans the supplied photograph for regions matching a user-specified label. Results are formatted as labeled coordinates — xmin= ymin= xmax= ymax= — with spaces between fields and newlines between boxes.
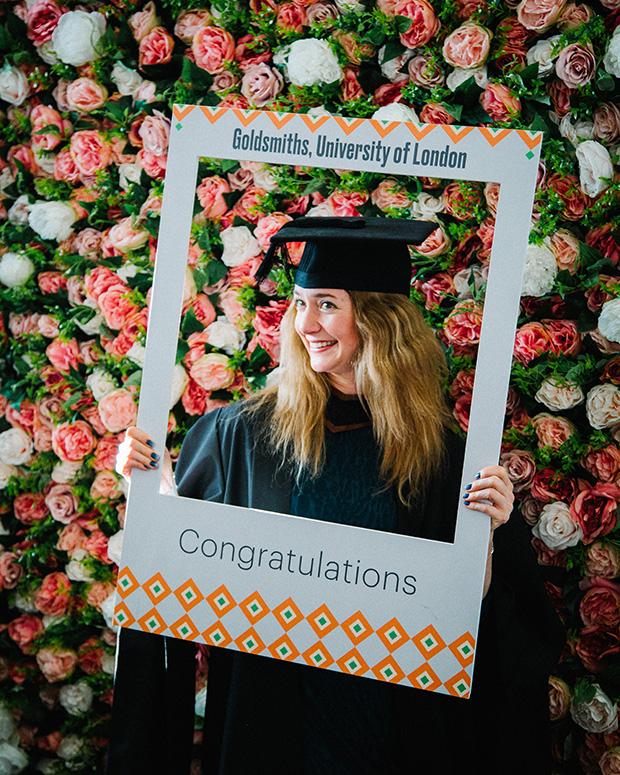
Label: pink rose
xmin=107 ymin=218 xmax=149 ymax=254
xmin=513 ymin=322 xmax=552 ymax=365
xmin=443 ymin=301 xmax=483 ymax=348
xmin=276 ymin=2 xmax=306 ymax=31
xmin=408 ymin=54 xmax=444 ymax=88
xmin=181 ymin=379 xmax=208 ymax=416
xmin=174 ymin=9 xmax=212 ymax=43
xmin=38 ymin=271 xmax=67 ymax=295
xmin=97 ymin=388 xmax=137 ymax=433
xmin=0 ymin=552 xmax=23 ymax=589
xmin=54 ymin=148 xmax=81 ymax=183
xmin=570 ymin=483 xmax=620 ymax=545
xmin=499 ymin=449 xmax=537 ymax=493
xmin=137 ymin=148 xmax=167 ymax=179
xmin=197 ymin=176 xmax=231 ymax=218
xmin=45 ymin=337 xmax=80 ymax=372
xmin=579 ymin=578 xmax=620 ymax=629
xmin=218 ymin=288 xmax=251 ymax=329
xmin=14 ymin=493 xmax=49 ymax=524
xmin=575 ymin=625 xmax=620 ymax=672
xmin=532 ymin=413 xmax=575 ymax=450
xmin=44 ymin=483 xmax=79 ymax=524
xmin=30 ymin=104 xmax=67 ymax=151
xmin=419 ymin=102 xmax=456 ymax=124
xmin=98 ymin=285 xmax=138 ymax=330
xmin=241 ymin=63 xmax=284 ymax=107
xmin=480 ymin=82 xmax=521 ymax=121
xmin=92 ymin=434 xmax=121 ymax=471
xmin=138 ymin=111 xmax=170 ymax=156
xmin=52 ymin=421 xmax=96 ymax=462
xmin=371 ymin=178 xmax=411 ymax=212
xmin=414 ymin=226 xmax=451 ymax=258
xmin=139 ymin=26 xmax=174 ymax=67
xmin=550 ymin=229 xmax=579 ymax=274
xmin=442 ymin=22 xmax=491 ymax=68
xmin=70 ymin=130 xmax=112 ymax=177
xmin=254 ymin=212 xmax=293 ymax=251
xmin=90 ymin=470 xmax=122 ymax=501
xmin=394 ymin=0 xmax=440 ymax=49
xmin=543 ymin=319 xmax=581 ymax=357
xmin=129 ymin=0 xmax=159 ymax=41
xmin=84 ymin=529 xmax=113 ymax=564
xmin=57 ymin=522 xmax=87 ymax=555
xmin=414 ymin=272 xmax=455 ymax=310
xmin=34 ymin=572 xmax=71 ymax=616
xmin=555 ymin=43 xmax=596 ymax=88
xmin=517 ymin=0 xmax=567 ymax=31
xmin=558 ymin=2 xmax=593 ymax=30
xmin=72 ymin=227 xmax=102 ymax=257
xmin=582 ymin=445 xmax=620 ymax=483
xmin=253 ymin=299 xmax=290 ymax=362
xmin=600 ymin=748 xmax=620 ymax=775
xmin=86 ymin=581 xmax=115 ymax=611
xmin=36 ymin=647 xmax=77 ymax=683
xmin=327 ymin=190 xmax=368 ymax=217
xmin=586 ymin=542 xmax=620 ymax=579
xmin=193 ymin=26 xmax=236 ymax=74
xmin=26 ymin=0 xmax=64 ymax=45
xmin=85 ymin=266 xmax=123 ymax=302
xmin=594 ymin=103 xmax=620 ymax=145
xmin=66 ymin=78 xmax=108 ymax=113
xmin=8 ymin=614 xmax=44 ymax=654
xmin=190 ymin=353 xmax=235 ymax=391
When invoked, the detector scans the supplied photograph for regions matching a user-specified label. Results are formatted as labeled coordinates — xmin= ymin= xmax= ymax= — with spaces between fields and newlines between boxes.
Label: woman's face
xmin=292 ymin=285 xmax=359 ymax=390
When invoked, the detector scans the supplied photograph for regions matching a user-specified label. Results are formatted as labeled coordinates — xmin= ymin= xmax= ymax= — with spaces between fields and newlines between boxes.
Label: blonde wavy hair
xmin=244 ymin=291 xmax=455 ymax=505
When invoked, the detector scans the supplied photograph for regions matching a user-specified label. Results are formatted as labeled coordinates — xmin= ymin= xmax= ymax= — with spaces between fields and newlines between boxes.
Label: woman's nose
xmin=297 ymin=307 xmax=321 ymax=334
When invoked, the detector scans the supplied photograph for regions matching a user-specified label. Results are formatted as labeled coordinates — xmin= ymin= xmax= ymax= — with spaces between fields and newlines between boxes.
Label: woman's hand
xmin=462 ymin=464 xmax=514 ymax=533
xmin=115 ymin=426 xmax=170 ymax=483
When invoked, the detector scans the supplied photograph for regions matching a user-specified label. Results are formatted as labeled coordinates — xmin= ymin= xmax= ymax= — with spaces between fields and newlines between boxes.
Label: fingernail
xmin=151 ymin=452 xmax=159 ymax=460
xmin=462 ymin=494 xmax=469 ymax=500
xmin=475 ymin=472 xmax=481 ymax=479
xmin=146 ymin=440 xmax=154 ymax=447
xmin=465 ymin=483 xmax=471 ymax=490
xmin=150 ymin=460 xmax=158 ymax=467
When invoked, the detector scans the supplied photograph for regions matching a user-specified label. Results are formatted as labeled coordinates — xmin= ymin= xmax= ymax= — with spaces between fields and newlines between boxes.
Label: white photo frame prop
xmin=114 ymin=106 xmax=542 ymax=699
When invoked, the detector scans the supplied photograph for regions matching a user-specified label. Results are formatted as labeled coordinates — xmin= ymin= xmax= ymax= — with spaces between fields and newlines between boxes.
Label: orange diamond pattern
xmin=174 ymin=579 xmax=202 ymax=612
xmin=302 ymin=642 xmax=334 ymax=670
xmin=117 ymin=567 xmax=139 ymax=599
xmin=408 ymin=663 xmax=442 ymax=692
xmin=412 ymin=624 xmax=446 ymax=659
xmin=143 ymin=572 xmax=171 ymax=605
xmin=336 ymin=648 xmax=369 ymax=677
xmin=372 ymin=655 xmax=406 ymax=684
xmin=307 ymin=604 xmax=338 ymax=638
xmin=273 ymin=597 xmax=304 ymax=631
xmin=449 ymin=632 xmax=476 ymax=667
xmin=137 ymin=607 xmax=167 ymax=635
xmin=342 ymin=611 xmax=373 ymax=645
xmin=235 ymin=627 xmax=265 ymax=655
xmin=202 ymin=621 xmax=232 ymax=648
xmin=170 ymin=614 xmax=200 ymax=641
xmin=376 ymin=617 xmax=408 ymax=653
xmin=444 ymin=669 xmax=471 ymax=699
xmin=240 ymin=591 xmax=270 ymax=624
xmin=113 ymin=601 xmax=135 ymax=628
xmin=206 ymin=584 xmax=236 ymax=617
xmin=268 ymin=634 xmax=300 ymax=662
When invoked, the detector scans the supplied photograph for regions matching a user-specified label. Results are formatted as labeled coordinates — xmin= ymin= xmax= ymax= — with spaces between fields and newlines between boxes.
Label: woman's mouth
xmin=307 ymin=340 xmax=337 ymax=352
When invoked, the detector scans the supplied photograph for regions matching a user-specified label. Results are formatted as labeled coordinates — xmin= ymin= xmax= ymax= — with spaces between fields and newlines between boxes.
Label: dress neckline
xmin=325 ymin=388 xmax=371 ymax=433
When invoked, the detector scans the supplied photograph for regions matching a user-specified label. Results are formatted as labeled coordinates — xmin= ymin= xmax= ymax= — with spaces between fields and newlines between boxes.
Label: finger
xmin=464 ymin=499 xmax=510 ymax=527
xmin=467 ymin=474 xmax=512 ymax=500
xmin=464 ymin=487 xmax=511 ymax=513
xmin=130 ymin=448 xmax=157 ymax=467
xmin=126 ymin=426 xmax=155 ymax=448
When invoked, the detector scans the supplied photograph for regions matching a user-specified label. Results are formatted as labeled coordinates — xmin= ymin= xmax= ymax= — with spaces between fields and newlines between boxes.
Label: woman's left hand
xmin=463 ymin=465 xmax=514 ymax=533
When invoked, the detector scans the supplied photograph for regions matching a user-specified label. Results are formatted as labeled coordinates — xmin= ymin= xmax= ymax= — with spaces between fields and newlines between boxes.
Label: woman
xmin=110 ymin=217 xmax=565 ymax=775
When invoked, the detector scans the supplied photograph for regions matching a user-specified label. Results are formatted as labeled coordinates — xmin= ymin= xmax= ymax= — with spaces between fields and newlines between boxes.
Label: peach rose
xmin=174 ymin=9 xmax=212 ymax=43
xmin=443 ymin=300 xmax=483 ymax=347
xmin=66 ymin=78 xmax=107 ymax=113
xmin=276 ymin=2 xmax=306 ymax=31
xmin=8 ymin=614 xmax=44 ymax=654
xmin=197 ymin=175 xmax=231 ymax=219
xmin=442 ymin=22 xmax=492 ymax=68
xmin=84 ymin=529 xmax=113 ymax=564
xmin=241 ymin=63 xmax=284 ymax=107
xmin=547 ymin=173 xmax=588 ymax=221
xmin=600 ymin=747 xmax=620 ymax=775
xmin=190 ymin=353 xmax=235 ymax=391
xmin=107 ymin=218 xmax=149 ymax=254
xmin=548 ymin=676 xmax=571 ymax=721
xmin=550 ymin=229 xmax=579 ymax=274
xmin=532 ymin=413 xmax=576 ymax=450
xmin=52 ymin=420 xmax=96 ymax=462
xmin=480 ymin=82 xmax=521 ymax=121
xmin=419 ymin=102 xmax=455 ymax=124
xmin=30 ymin=104 xmax=67 ymax=151
xmin=97 ymin=388 xmax=137 ymax=434
xmin=582 ymin=445 xmax=620 ymax=483
xmin=34 ymin=572 xmax=71 ymax=616
xmin=0 ymin=552 xmax=23 ymax=589
xmin=13 ymin=492 xmax=49 ymax=524
xmin=370 ymin=178 xmax=411 ymax=211
xmin=54 ymin=148 xmax=81 ymax=183
xmin=45 ymin=337 xmax=80 ymax=373
xmin=86 ymin=581 xmax=115 ymax=611
xmin=517 ymin=0 xmax=567 ymax=31
xmin=499 ymin=449 xmax=537 ymax=493
xmin=513 ymin=322 xmax=552 ymax=365
xmin=70 ymin=130 xmax=112 ymax=177
xmin=44 ymin=483 xmax=79 ymax=524
xmin=586 ymin=542 xmax=620 ymax=579
xmin=442 ymin=181 xmax=481 ymax=220
xmin=98 ymin=285 xmax=138 ymax=330
xmin=193 ymin=26 xmax=235 ymax=74
xmin=394 ymin=0 xmax=440 ymax=49
xmin=182 ymin=379 xmax=208 ymax=416
xmin=139 ymin=26 xmax=174 ymax=67
xmin=579 ymin=578 xmax=620 ymax=629
xmin=36 ymin=647 xmax=77 ymax=683
xmin=254 ymin=212 xmax=293 ymax=251
xmin=92 ymin=434 xmax=121 ymax=472
xmin=129 ymin=0 xmax=159 ymax=41
xmin=558 ymin=2 xmax=592 ymax=30
xmin=57 ymin=522 xmax=87 ymax=555
xmin=90 ymin=470 xmax=122 ymax=501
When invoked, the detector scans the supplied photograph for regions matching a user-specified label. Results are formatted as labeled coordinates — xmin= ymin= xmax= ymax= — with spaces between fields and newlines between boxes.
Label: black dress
xmin=107 ymin=393 xmax=566 ymax=775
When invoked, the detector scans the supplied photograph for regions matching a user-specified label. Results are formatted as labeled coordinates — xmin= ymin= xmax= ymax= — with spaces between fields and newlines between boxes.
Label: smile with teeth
xmin=307 ymin=340 xmax=337 ymax=351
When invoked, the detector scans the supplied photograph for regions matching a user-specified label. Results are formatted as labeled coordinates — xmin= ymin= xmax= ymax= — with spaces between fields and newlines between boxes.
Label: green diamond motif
xmin=184 ymin=590 xmax=192 ymax=600
xmin=247 ymin=639 xmax=255 ymax=649
xmin=526 ymin=150 xmax=534 ymax=159
xmin=424 ymin=637 xmax=434 ymax=647
xmin=176 ymin=123 xmax=183 ymax=131
xmin=313 ymin=653 xmax=323 ymax=663
xmin=148 ymin=618 xmax=157 ymax=629
xmin=278 ymin=646 xmax=288 ymax=657
xmin=353 ymin=623 xmax=362 ymax=633
xmin=213 ymin=632 xmax=222 ymax=642
xmin=384 ymin=667 xmax=393 ymax=678
xmin=217 ymin=596 xmax=226 ymax=606
xmin=121 ymin=578 xmax=129 ymax=588
xmin=250 ymin=602 xmax=259 ymax=613
xmin=347 ymin=660 xmax=358 ymax=670
xmin=457 ymin=681 xmax=466 ymax=693
xmin=117 ymin=612 xmax=126 ymax=623
xmin=318 ymin=615 xmax=327 ymax=626
xmin=421 ymin=675 xmax=429 ymax=685
xmin=284 ymin=610 xmax=292 ymax=619
xmin=462 ymin=645 xmax=470 ymax=654
xmin=388 ymin=630 xmax=397 ymax=640
xmin=181 ymin=625 xmax=189 ymax=635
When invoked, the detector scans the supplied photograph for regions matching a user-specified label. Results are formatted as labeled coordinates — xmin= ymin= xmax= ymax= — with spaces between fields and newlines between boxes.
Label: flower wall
xmin=0 ymin=0 xmax=619 ymax=771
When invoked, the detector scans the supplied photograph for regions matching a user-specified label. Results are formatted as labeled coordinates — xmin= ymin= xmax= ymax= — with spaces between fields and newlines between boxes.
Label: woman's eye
xmin=294 ymin=298 xmax=305 ymax=309
xmin=320 ymin=301 xmax=336 ymax=310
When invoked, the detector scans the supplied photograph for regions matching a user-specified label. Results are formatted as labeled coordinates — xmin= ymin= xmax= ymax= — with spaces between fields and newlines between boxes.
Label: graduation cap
xmin=254 ymin=216 xmax=437 ymax=296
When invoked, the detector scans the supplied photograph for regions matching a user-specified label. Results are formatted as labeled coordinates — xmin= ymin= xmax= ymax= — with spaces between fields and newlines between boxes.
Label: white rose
xmin=252 ymin=165 xmax=278 ymax=192
xmin=520 ymin=240 xmax=557 ymax=297
xmin=526 ymin=36 xmax=560 ymax=76
xmin=205 ymin=316 xmax=245 ymax=355
xmin=74 ymin=311 xmax=103 ymax=336
xmin=306 ymin=105 xmax=331 ymax=118
xmin=599 ymin=298 xmax=620 ymax=344
xmin=51 ymin=460 xmax=82 ymax=484
xmin=0 ymin=704 xmax=16 ymax=742
xmin=558 ymin=115 xmax=594 ymax=147
xmin=100 ymin=591 xmax=118 ymax=629
xmin=0 ymin=427 xmax=34 ymax=466
xmin=570 ymin=684 xmax=618 ymax=733
xmin=28 ymin=201 xmax=77 ymax=242
xmin=265 ymin=366 xmax=281 ymax=389
xmin=36 ymin=41 xmax=58 ymax=65
xmin=586 ymin=383 xmax=620 ymax=429
xmin=410 ymin=192 xmax=445 ymax=218
xmin=33 ymin=148 xmax=56 ymax=176
xmin=0 ymin=165 xmax=15 ymax=197
xmin=0 ymin=462 xmax=18 ymax=490
xmin=65 ymin=549 xmax=95 ymax=582
xmin=306 ymin=201 xmax=334 ymax=217
xmin=0 ymin=64 xmax=30 ymax=106
xmin=453 ymin=264 xmax=487 ymax=299
xmin=59 ymin=681 xmax=93 ymax=716
xmin=8 ymin=195 xmax=31 ymax=226
xmin=532 ymin=501 xmax=582 ymax=550
xmin=0 ymin=742 xmax=28 ymax=774
xmin=106 ymin=530 xmax=123 ymax=566
xmin=57 ymin=734 xmax=86 ymax=761
xmin=603 ymin=26 xmax=620 ymax=78
xmin=220 ymin=225 xmax=261 ymax=267
xmin=576 ymin=140 xmax=613 ymax=198
xmin=101 ymin=652 xmax=115 ymax=675
xmin=286 ymin=38 xmax=343 ymax=86
xmin=118 ymin=161 xmax=142 ymax=191
xmin=116 ymin=263 xmax=139 ymax=283
xmin=446 ymin=65 xmax=488 ymax=91
xmin=535 ymin=378 xmax=584 ymax=410
xmin=372 ymin=103 xmax=419 ymax=123
xmin=35 ymin=759 xmax=58 ymax=774
xmin=126 ymin=342 xmax=146 ymax=367
xmin=0 ymin=252 xmax=34 ymax=288
xmin=86 ymin=368 xmax=117 ymax=401
xmin=333 ymin=0 xmax=364 ymax=10
xmin=111 ymin=62 xmax=144 ymax=97
xmin=51 ymin=11 xmax=106 ymax=67
xmin=378 ymin=46 xmax=413 ymax=82
xmin=170 ymin=363 xmax=188 ymax=409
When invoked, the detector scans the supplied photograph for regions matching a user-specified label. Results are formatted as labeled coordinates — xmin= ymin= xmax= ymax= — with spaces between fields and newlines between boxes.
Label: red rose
xmin=414 ymin=272 xmax=454 ymax=309
xmin=570 ymin=483 xmax=620 ymax=544
xmin=92 ymin=434 xmax=121 ymax=472
xmin=276 ymin=2 xmax=306 ymax=31
xmin=586 ymin=224 xmax=620 ymax=267
xmin=26 ymin=0 xmax=64 ymax=45
xmin=442 ymin=300 xmax=483 ymax=348
xmin=530 ymin=467 xmax=578 ymax=503
xmin=582 ymin=445 xmax=620 ymax=483
xmin=253 ymin=299 xmax=290 ymax=362
xmin=575 ymin=625 xmax=620 ymax=672
xmin=8 ymin=614 xmax=44 ymax=653
xmin=14 ymin=493 xmax=49 ymax=525
xmin=543 ymin=319 xmax=581 ymax=356
xmin=452 ymin=232 xmax=482 ymax=271
xmin=394 ymin=0 xmax=440 ymax=49
xmin=513 ymin=322 xmax=552 ymax=365
xmin=420 ymin=102 xmax=455 ymax=124
xmin=442 ymin=181 xmax=482 ymax=221
xmin=547 ymin=79 xmax=573 ymax=117
xmin=235 ymin=34 xmax=272 ymax=71
xmin=579 ymin=579 xmax=620 ymax=629
xmin=78 ymin=637 xmax=104 ymax=675
xmin=139 ymin=26 xmax=174 ymax=68
xmin=181 ymin=378 xmax=208 ymax=416
xmin=453 ymin=393 xmax=471 ymax=432
xmin=34 ymin=572 xmax=71 ymax=616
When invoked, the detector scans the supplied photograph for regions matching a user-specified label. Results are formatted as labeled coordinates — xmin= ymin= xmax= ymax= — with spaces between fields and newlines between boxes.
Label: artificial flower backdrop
xmin=0 ymin=0 xmax=619 ymax=771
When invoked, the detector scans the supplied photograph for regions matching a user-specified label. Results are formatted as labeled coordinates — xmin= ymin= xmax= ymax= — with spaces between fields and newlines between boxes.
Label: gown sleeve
xmin=106 ymin=410 xmax=228 ymax=775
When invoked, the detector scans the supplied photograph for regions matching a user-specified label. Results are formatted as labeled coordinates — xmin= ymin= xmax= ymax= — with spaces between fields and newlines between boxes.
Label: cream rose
xmin=599 ymin=299 xmax=620 ymax=344
xmin=535 ymin=377 xmax=584 ymax=410
xmin=28 ymin=200 xmax=77 ymax=242
xmin=0 ymin=252 xmax=35 ymax=288
xmin=97 ymin=388 xmax=137 ymax=433
xmin=220 ymin=225 xmax=261 ymax=267
xmin=190 ymin=353 xmax=234 ymax=391
xmin=0 ymin=64 xmax=30 ymax=106
xmin=111 ymin=62 xmax=144 ymax=97
xmin=532 ymin=501 xmax=583 ymax=550
xmin=446 ymin=65 xmax=488 ymax=91
xmin=0 ymin=462 xmax=18 ymax=490
xmin=51 ymin=10 xmax=106 ymax=66
xmin=576 ymin=140 xmax=613 ymax=198
xmin=59 ymin=680 xmax=93 ymax=715
xmin=603 ymin=27 xmax=620 ymax=78
xmin=51 ymin=460 xmax=82 ymax=484
xmin=586 ymin=384 xmax=620 ymax=429
xmin=526 ymin=36 xmax=561 ymax=76
xmin=0 ymin=427 xmax=34 ymax=465
xmin=205 ymin=316 xmax=246 ymax=355
xmin=520 ymin=240 xmax=557 ymax=297
xmin=372 ymin=103 xmax=419 ymax=122
xmin=65 ymin=548 xmax=95 ymax=582
xmin=285 ymin=39 xmax=343 ymax=86
xmin=410 ymin=192 xmax=445 ymax=219
xmin=170 ymin=363 xmax=189 ymax=409
xmin=570 ymin=684 xmax=618 ymax=733
xmin=86 ymin=368 xmax=117 ymax=401
xmin=107 ymin=530 xmax=123 ymax=566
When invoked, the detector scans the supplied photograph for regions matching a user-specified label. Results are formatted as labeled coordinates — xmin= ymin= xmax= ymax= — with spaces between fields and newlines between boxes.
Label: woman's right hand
xmin=115 ymin=426 xmax=172 ymax=485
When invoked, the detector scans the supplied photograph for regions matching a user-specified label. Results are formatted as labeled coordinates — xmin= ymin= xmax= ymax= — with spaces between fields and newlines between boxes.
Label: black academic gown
xmin=107 ymin=401 xmax=566 ymax=775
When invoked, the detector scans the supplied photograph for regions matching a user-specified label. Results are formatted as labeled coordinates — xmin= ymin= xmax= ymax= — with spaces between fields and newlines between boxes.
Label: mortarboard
xmin=254 ymin=216 xmax=437 ymax=296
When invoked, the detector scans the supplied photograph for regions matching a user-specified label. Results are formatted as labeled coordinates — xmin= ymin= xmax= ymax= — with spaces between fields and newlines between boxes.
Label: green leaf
xmin=395 ymin=14 xmax=411 ymax=33
xmin=181 ymin=306 xmax=204 ymax=335
xmin=381 ymin=39 xmax=406 ymax=63
xmin=124 ymin=370 xmax=143 ymax=387
xmin=596 ymin=71 xmax=615 ymax=93
xmin=176 ymin=339 xmax=189 ymax=364
xmin=205 ymin=259 xmax=228 ymax=286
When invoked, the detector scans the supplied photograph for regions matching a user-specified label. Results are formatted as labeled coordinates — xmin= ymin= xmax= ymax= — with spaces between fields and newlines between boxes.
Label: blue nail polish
xmin=465 ymin=483 xmax=471 ymax=490
xmin=146 ymin=440 xmax=154 ymax=447
xmin=475 ymin=472 xmax=481 ymax=479
xmin=462 ymin=494 xmax=469 ymax=500
xmin=150 ymin=460 xmax=158 ymax=467
xmin=151 ymin=452 xmax=158 ymax=460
